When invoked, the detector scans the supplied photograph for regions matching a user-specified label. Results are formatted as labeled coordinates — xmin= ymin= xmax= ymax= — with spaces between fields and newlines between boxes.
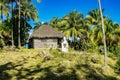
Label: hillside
xmin=0 ymin=49 xmax=120 ymax=80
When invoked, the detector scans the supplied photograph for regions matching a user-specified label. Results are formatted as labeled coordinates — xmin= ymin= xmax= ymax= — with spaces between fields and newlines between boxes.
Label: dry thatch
xmin=31 ymin=24 xmax=64 ymax=38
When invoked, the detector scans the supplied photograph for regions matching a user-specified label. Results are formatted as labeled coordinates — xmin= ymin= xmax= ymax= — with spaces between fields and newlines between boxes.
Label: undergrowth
xmin=0 ymin=49 xmax=120 ymax=80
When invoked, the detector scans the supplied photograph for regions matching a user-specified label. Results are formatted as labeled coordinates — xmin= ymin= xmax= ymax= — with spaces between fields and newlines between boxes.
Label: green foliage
xmin=115 ymin=56 xmax=120 ymax=74
xmin=113 ymin=45 xmax=120 ymax=55
xmin=108 ymin=52 xmax=115 ymax=58
xmin=1 ymin=0 xmax=120 ymax=55
xmin=0 ymin=0 xmax=39 ymax=47
xmin=0 ymin=38 xmax=4 ymax=49
xmin=49 ymin=9 xmax=120 ymax=55
xmin=108 ymin=45 xmax=120 ymax=55
xmin=33 ymin=21 xmax=42 ymax=31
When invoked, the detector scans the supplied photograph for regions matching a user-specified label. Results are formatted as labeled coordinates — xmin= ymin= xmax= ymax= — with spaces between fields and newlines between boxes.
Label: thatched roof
xmin=31 ymin=24 xmax=64 ymax=38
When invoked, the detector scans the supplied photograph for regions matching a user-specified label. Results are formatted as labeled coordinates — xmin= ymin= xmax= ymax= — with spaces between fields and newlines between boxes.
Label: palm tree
xmin=17 ymin=0 xmax=39 ymax=48
xmin=49 ymin=17 xmax=60 ymax=29
xmin=15 ymin=0 xmax=21 ymax=48
xmin=20 ymin=2 xmax=38 ymax=44
xmin=0 ymin=0 xmax=10 ymax=22
xmin=33 ymin=21 xmax=42 ymax=31
xmin=10 ymin=0 xmax=16 ymax=47
xmin=87 ymin=9 xmax=101 ymax=25
xmin=87 ymin=9 xmax=106 ymax=52
xmin=21 ymin=2 xmax=38 ymax=22
xmin=61 ymin=11 xmax=84 ymax=39
xmin=1 ymin=0 xmax=17 ymax=47
xmin=58 ymin=11 xmax=86 ymax=49
xmin=15 ymin=0 xmax=27 ymax=48
xmin=0 ymin=0 xmax=40 ymax=48
xmin=104 ymin=20 xmax=120 ymax=53
xmin=98 ymin=0 xmax=107 ymax=66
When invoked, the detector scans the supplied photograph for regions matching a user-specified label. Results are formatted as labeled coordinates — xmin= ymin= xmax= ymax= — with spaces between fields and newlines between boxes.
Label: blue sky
xmin=31 ymin=0 xmax=120 ymax=26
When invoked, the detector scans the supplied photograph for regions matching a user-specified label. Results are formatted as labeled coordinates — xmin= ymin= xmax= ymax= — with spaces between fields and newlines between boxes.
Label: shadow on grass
xmin=76 ymin=64 xmax=117 ymax=80
xmin=0 ymin=54 xmax=79 ymax=80
xmin=0 ymin=61 xmax=79 ymax=80
xmin=0 ymin=55 xmax=118 ymax=80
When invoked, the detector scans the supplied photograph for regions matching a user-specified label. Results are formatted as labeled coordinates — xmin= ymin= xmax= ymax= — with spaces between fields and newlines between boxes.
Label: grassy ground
xmin=0 ymin=48 xmax=120 ymax=80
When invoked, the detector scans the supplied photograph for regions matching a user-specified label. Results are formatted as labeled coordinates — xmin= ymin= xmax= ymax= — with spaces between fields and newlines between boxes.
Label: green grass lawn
xmin=0 ymin=49 xmax=120 ymax=80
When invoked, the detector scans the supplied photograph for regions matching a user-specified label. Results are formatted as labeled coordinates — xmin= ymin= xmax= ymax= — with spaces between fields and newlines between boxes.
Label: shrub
xmin=108 ymin=45 xmax=120 ymax=55
xmin=108 ymin=52 xmax=115 ymax=58
xmin=114 ymin=45 xmax=120 ymax=55
xmin=0 ymin=39 xmax=4 ymax=49
xmin=115 ymin=56 xmax=120 ymax=70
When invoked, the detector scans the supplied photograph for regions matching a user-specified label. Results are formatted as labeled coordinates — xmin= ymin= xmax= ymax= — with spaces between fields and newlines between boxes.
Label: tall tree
xmin=21 ymin=2 xmax=38 ymax=43
xmin=104 ymin=20 xmax=120 ymax=54
xmin=98 ymin=0 xmax=107 ymax=66
xmin=11 ymin=0 xmax=15 ymax=47
xmin=16 ymin=0 xmax=21 ymax=48
xmin=17 ymin=0 xmax=39 ymax=48
xmin=58 ymin=11 xmax=87 ymax=49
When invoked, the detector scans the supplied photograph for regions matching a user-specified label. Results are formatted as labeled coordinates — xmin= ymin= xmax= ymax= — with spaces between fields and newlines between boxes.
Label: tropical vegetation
xmin=1 ymin=0 xmax=120 ymax=55
xmin=0 ymin=0 xmax=120 ymax=79
xmin=0 ymin=0 xmax=38 ymax=47
xmin=49 ymin=9 xmax=120 ymax=55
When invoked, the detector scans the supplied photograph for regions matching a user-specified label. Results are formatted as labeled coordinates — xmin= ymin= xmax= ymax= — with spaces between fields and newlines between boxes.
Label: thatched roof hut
xmin=31 ymin=24 xmax=64 ymax=38
xmin=30 ymin=24 xmax=64 ymax=49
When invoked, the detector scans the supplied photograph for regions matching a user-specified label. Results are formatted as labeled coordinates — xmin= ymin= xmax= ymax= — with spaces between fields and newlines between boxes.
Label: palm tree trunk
xmin=11 ymin=1 xmax=14 ymax=47
xmin=0 ymin=1 xmax=3 ymax=23
xmin=98 ymin=0 xmax=107 ymax=67
xmin=18 ymin=0 xmax=21 ymax=48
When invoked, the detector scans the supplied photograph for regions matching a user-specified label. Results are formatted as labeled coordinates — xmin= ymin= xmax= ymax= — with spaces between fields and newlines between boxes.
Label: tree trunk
xmin=11 ymin=1 xmax=14 ymax=47
xmin=0 ymin=1 xmax=3 ymax=23
xmin=98 ymin=0 xmax=107 ymax=67
xmin=18 ymin=0 xmax=21 ymax=48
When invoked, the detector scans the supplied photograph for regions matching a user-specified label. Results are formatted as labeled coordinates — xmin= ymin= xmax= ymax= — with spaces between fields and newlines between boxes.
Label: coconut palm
xmin=58 ymin=11 xmax=87 ymax=49
xmin=87 ymin=9 xmax=102 ymax=25
xmin=15 ymin=0 xmax=21 ymax=48
xmin=15 ymin=0 xmax=39 ymax=48
xmin=98 ymin=0 xmax=107 ymax=66
xmin=0 ymin=0 xmax=10 ymax=22
xmin=87 ymin=9 xmax=105 ymax=50
xmin=21 ymin=2 xmax=38 ymax=28
xmin=61 ymin=11 xmax=84 ymax=39
xmin=49 ymin=17 xmax=60 ymax=29
xmin=10 ymin=0 xmax=16 ymax=47
xmin=17 ymin=0 xmax=40 ymax=48
xmin=33 ymin=21 xmax=42 ymax=31
xmin=104 ymin=20 xmax=120 ymax=53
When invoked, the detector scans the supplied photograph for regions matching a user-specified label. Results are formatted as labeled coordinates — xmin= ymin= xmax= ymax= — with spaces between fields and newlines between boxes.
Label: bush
xmin=97 ymin=46 xmax=104 ymax=53
xmin=115 ymin=56 xmax=120 ymax=73
xmin=114 ymin=45 xmax=120 ymax=55
xmin=108 ymin=52 xmax=114 ymax=58
xmin=0 ymin=39 xmax=4 ymax=49
xmin=109 ymin=45 xmax=120 ymax=55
